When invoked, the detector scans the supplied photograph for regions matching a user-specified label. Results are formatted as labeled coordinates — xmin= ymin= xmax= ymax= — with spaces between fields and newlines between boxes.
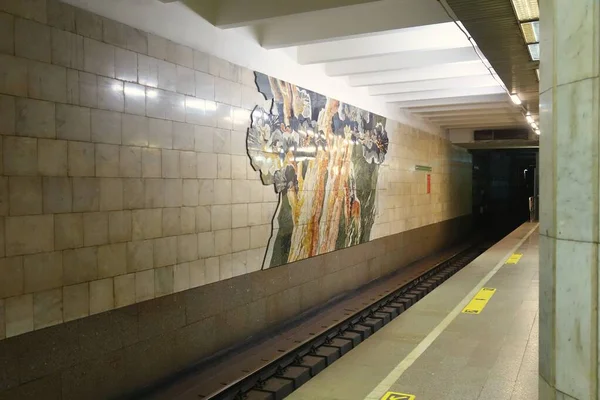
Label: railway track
xmin=144 ymin=242 xmax=490 ymax=400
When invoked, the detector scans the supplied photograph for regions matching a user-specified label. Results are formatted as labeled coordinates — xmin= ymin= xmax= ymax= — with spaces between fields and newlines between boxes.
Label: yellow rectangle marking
xmin=461 ymin=287 xmax=496 ymax=314
xmin=381 ymin=392 xmax=416 ymax=400
xmin=505 ymin=253 xmax=523 ymax=264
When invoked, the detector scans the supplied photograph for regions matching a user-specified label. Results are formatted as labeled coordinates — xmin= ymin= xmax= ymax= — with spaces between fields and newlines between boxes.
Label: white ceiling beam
xmin=420 ymin=108 xmax=516 ymax=117
xmin=394 ymin=94 xmax=510 ymax=108
xmin=296 ymin=21 xmax=464 ymax=64
xmin=213 ymin=0 xmax=381 ymax=28
xmin=430 ymin=114 xmax=521 ymax=123
xmin=442 ymin=122 xmax=527 ymax=129
xmin=407 ymin=102 xmax=512 ymax=113
xmin=349 ymin=61 xmax=489 ymax=86
xmin=325 ymin=47 xmax=478 ymax=77
xmin=368 ymin=74 xmax=497 ymax=96
xmin=434 ymin=117 xmax=523 ymax=125
xmin=382 ymin=86 xmax=506 ymax=103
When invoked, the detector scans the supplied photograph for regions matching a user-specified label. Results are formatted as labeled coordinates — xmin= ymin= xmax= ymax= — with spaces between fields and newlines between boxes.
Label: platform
xmin=288 ymin=222 xmax=539 ymax=400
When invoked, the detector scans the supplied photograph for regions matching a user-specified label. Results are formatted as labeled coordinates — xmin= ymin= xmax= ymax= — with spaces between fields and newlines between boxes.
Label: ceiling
xmin=184 ymin=0 xmax=530 ymax=131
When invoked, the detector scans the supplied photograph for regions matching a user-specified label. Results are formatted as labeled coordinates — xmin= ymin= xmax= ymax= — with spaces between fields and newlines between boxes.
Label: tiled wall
xmin=0 ymin=0 xmax=471 ymax=341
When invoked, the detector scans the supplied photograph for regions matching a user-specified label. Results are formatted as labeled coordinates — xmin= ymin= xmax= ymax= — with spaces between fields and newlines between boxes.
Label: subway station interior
xmin=0 ymin=0 xmax=594 ymax=399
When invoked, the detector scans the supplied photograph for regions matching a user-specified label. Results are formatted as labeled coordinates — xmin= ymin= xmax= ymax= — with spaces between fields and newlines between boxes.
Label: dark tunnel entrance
xmin=471 ymin=148 xmax=539 ymax=241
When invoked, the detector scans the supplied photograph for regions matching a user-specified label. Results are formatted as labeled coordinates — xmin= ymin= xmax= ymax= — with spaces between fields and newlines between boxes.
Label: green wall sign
xmin=415 ymin=165 xmax=432 ymax=172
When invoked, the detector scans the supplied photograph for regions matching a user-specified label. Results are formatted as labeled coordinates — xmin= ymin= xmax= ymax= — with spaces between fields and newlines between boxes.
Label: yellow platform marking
xmin=461 ymin=287 xmax=496 ymax=314
xmin=505 ymin=253 xmax=523 ymax=264
xmin=381 ymin=392 xmax=416 ymax=400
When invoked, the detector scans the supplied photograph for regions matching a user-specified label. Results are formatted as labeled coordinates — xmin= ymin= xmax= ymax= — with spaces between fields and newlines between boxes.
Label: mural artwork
xmin=247 ymin=73 xmax=389 ymax=269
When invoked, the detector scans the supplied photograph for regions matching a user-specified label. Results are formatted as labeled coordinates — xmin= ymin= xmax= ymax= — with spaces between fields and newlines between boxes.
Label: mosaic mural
xmin=247 ymin=73 xmax=389 ymax=269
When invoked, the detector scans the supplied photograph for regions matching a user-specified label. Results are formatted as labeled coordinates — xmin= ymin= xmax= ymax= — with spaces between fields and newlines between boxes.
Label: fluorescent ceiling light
xmin=520 ymin=21 xmax=539 ymax=43
xmin=526 ymin=115 xmax=534 ymax=123
xmin=531 ymin=122 xmax=538 ymax=129
xmin=535 ymin=129 xmax=540 ymax=135
xmin=528 ymin=43 xmax=540 ymax=61
xmin=510 ymin=0 xmax=539 ymax=21
xmin=536 ymin=69 xmax=540 ymax=80
xmin=510 ymin=94 xmax=522 ymax=105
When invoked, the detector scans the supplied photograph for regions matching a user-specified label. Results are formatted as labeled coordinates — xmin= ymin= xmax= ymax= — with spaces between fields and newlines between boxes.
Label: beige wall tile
xmin=43 ymin=177 xmax=72 ymax=214
xmin=83 ymin=212 xmax=108 ymax=247
xmin=164 ymin=179 xmax=182 ymax=208
xmin=4 ymin=136 xmax=37 ymax=176
xmin=180 ymin=206 xmax=196 ymax=234
xmin=182 ymin=179 xmax=199 ymax=207
xmin=114 ymin=273 xmax=135 ymax=307
xmin=173 ymin=262 xmax=190 ymax=292
xmin=95 ymin=143 xmax=120 ymax=177
xmin=91 ymin=109 xmax=122 ymax=144
xmin=57 ymin=104 xmax=91 ymax=142
xmin=193 ymin=50 xmax=209 ymax=72
xmin=123 ymin=178 xmax=144 ymax=210
xmin=162 ymin=207 xmax=181 ymax=237
xmin=98 ymin=76 xmax=124 ymax=112
xmin=63 ymin=283 xmax=89 ymax=322
xmin=0 ymin=256 xmax=24 ymax=298
xmin=194 ymin=125 xmax=213 ymax=153
xmin=144 ymin=178 xmax=165 ymax=208
xmin=154 ymin=236 xmax=177 ymax=268
xmin=90 ymin=278 xmax=114 ymax=315
xmin=68 ymin=141 xmax=95 ymax=177
xmin=155 ymin=265 xmax=174 ymax=297
xmin=167 ymin=41 xmax=193 ymax=68
xmin=180 ymin=151 xmax=197 ymax=179
xmin=0 ymin=94 xmax=16 ymax=135
xmin=189 ymin=259 xmax=205 ymax=288
xmin=205 ymin=257 xmax=219 ymax=284
xmin=231 ymin=155 xmax=246 ymax=180
xmin=162 ymin=149 xmax=180 ymax=178
xmin=198 ymin=179 xmax=214 ymax=206
xmin=33 ymin=288 xmax=62 ymax=329
xmin=0 ymin=217 xmax=4 ymax=257
xmin=9 ymin=177 xmax=42 ymax=216
xmin=132 ymin=209 xmax=162 ymax=240
xmin=62 ymin=246 xmax=97 ymax=285
xmin=135 ymin=270 xmax=154 ymax=302
xmin=232 ymin=180 xmax=250 ymax=204
xmin=232 ymin=227 xmax=250 ymax=252
xmin=176 ymin=65 xmax=195 ymax=97
xmin=15 ymin=18 xmax=51 ymax=62
xmin=250 ymin=224 xmax=270 ymax=249
xmin=195 ymin=71 xmax=214 ymax=101
xmin=126 ymin=239 xmax=153 ymax=272
xmin=197 ymin=153 xmax=217 ymax=179
xmin=137 ymin=54 xmax=159 ymax=88
xmin=213 ymin=128 xmax=231 ymax=153
xmin=148 ymin=118 xmax=172 ymax=149
xmin=122 ymin=114 xmax=148 ymax=146
xmin=0 ymin=12 xmax=14 ymax=55
xmin=126 ymin=26 xmax=147 ymax=54
xmin=51 ymin=27 xmax=84 ymax=69
xmin=148 ymin=34 xmax=167 ymax=60
xmin=231 ymin=251 xmax=247 ymax=277
xmin=142 ymin=148 xmax=161 ymax=178
xmin=78 ymin=71 xmax=97 ymax=108
xmin=99 ymin=178 xmax=123 ymax=211
xmin=102 ymin=17 xmax=127 ymax=48
xmin=98 ymin=243 xmax=126 ymax=278
xmin=72 ymin=177 xmax=100 ymax=212
xmin=195 ymin=205 xmax=211 ymax=233
xmin=6 ymin=214 xmax=54 ymax=256
xmin=119 ymin=146 xmax=142 ymax=178
xmin=83 ymin=37 xmax=115 ymax=78
xmin=177 ymin=233 xmax=198 ymax=263
xmin=173 ymin=122 xmax=194 ymax=151
xmin=27 ymin=60 xmax=67 ymax=103
xmin=54 ymin=213 xmax=83 ymax=250
xmin=214 ymin=179 xmax=231 ymax=204
xmin=217 ymin=154 xmax=231 ymax=179
xmin=16 ymin=97 xmax=56 ymax=138
xmin=219 ymin=254 xmax=232 ymax=280
xmin=38 ymin=139 xmax=67 ymax=176
xmin=157 ymin=59 xmax=177 ymax=92
xmin=0 ymin=179 xmax=6 ymax=216
xmin=67 ymin=68 xmax=80 ymax=104
xmin=74 ymin=7 xmax=102 ymax=39
xmin=214 ymin=229 xmax=232 ymax=256
xmin=115 ymin=47 xmax=137 ymax=83
xmin=23 ymin=251 xmax=62 ymax=293
xmin=211 ymin=205 xmax=232 ymax=230
xmin=5 ymin=294 xmax=33 ymax=337
xmin=0 ymin=54 xmax=27 ymax=96
xmin=108 ymin=210 xmax=132 ymax=243
xmin=232 ymin=204 xmax=248 ymax=228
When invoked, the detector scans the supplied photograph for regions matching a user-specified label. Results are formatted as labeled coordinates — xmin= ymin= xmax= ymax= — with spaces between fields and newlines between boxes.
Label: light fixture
xmin=534 ymin=129 xmax=540 ymax=135
xmin=510 ymin=0 xmax=539 ymax=21
xmin=536 ymin=69 xmax=540 ymax=80
xmin=531 ymin=122 xmax=538 ymax=130
xmin=520 ymin=21 xmax=539 ymax=43
xmin=528 ymin=43 xmax=540 ymax=61
xmin=526 ymin=115 xmax=534 ymax=123
xmin=510 ymin=94 xmax=522 ymax=105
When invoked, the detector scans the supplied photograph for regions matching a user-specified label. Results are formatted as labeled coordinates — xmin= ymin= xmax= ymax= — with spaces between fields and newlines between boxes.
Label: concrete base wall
xmin=0 ymin=215 xmax=471 ymax=400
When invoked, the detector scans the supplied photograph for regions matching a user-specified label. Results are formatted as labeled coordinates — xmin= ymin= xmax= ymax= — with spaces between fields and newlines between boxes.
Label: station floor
xmin=287 ymin=222 xmax=539 ymax=400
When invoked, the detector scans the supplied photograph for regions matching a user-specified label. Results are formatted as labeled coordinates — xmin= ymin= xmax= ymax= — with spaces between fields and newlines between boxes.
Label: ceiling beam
xmin=382 ymin=86 xmax=506 ymax=103
xmin=419 ymin=108 xmax=516 ymax=117
xmin=348 ymin=60 xmax=488 ymax=86
xmin=324 ymin=47 xmax=479 ymax=77
xmin=407 ymin=102 xmax=512 ymax=113
xmin=367 ymin=74 xmax=497 ymax=96
xmin=394 ymin=93 xmax=510 ymax=108
xmin=442 ymin=121 xmax=527 ymax=129
xmin=296 ymin=21 xmax=464 ymax=64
